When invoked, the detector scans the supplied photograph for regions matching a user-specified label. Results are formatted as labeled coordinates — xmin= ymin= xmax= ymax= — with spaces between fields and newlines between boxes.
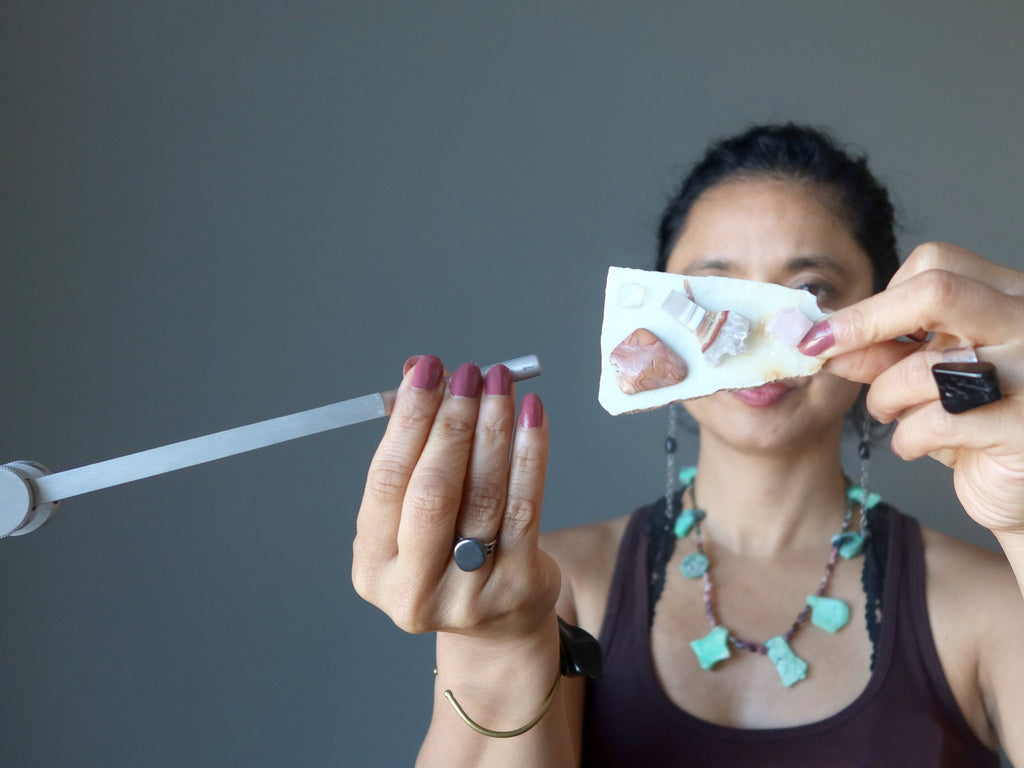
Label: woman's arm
xmin=803 ymin=242 xmax=1024 ymax=760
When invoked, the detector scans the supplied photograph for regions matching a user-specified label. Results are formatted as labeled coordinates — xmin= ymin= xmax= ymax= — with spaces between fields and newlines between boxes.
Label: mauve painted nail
xmin=520 ymin=393 xmax=543 ymax=429
xmin=403 ymin=355 xmax=423 ymax=376
xmin=485 ymin=364 xmax=512 ymax=396
xmin=797 ymin=321 xmax=835 ymax=356
xmin=449 ymin=363 xmax=482 ymax=398
xmin=412 ymin=355 xmax=444 ymax=390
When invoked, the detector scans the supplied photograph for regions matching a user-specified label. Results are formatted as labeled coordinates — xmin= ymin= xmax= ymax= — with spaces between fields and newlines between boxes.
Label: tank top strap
xmin=895 ymin=510 xmax=995 ymax=753
xmin=596 ymin=503 xmax=653 ymax=655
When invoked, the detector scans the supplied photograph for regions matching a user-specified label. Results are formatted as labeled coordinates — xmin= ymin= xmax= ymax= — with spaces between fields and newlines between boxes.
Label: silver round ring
xmin=453 ymin=537 xmax=497 ymax=572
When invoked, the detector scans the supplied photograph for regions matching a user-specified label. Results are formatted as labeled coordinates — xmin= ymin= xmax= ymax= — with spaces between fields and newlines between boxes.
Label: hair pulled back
xmin=656 ymin=123 xmax=900 ymax=293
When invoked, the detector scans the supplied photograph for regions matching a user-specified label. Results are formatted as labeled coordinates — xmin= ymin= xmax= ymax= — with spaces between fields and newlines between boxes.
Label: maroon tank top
xmin=581 ymin=504 xmax=999 ymax=767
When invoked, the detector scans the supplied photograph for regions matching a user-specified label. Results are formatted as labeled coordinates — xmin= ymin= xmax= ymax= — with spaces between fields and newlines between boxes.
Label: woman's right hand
xmin=352 ymin=355 xmax=560 ymax=645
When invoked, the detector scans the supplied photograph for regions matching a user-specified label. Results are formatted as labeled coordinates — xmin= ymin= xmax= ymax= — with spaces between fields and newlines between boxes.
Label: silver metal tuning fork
xmin=0 ymin=355 xmax=541 ymax=538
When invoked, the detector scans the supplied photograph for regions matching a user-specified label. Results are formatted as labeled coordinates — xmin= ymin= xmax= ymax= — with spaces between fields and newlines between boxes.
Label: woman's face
xmin=664 ymin=178 xmax=876 ymax=455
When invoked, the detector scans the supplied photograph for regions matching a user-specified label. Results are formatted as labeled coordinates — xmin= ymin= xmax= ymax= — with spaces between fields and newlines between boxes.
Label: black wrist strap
xmin=557 ymin=616 xmax=603 ymax=679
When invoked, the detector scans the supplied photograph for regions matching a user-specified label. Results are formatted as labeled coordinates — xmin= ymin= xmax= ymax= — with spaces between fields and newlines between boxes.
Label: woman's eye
xmin=795 ymin=281 xmax=835 ymax=302
xmin=794 ymin=282 xmax=835 ymax=307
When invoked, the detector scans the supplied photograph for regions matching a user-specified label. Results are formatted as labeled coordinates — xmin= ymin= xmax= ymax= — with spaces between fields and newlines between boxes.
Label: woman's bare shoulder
xmin=920 ymin=524 xmax=1017 ymax=631
xmin=541 ymin=515 xmax=631 ymax=634
xmin=920 ymin=524 xmax=1023 ymax=750
xmin=920 ymin=525 xmax=1014 ymax=595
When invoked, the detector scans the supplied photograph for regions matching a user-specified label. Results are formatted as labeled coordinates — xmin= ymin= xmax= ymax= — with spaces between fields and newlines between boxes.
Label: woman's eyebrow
xmin=686 ymin=258 xmax=734 ymax=273
xmin=785 ymin=255 xmax=847 ymax=275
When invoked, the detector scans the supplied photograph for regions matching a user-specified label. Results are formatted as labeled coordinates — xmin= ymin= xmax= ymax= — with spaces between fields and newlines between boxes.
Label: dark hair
xmin=655 ymin=123 xmax=899 ymax=292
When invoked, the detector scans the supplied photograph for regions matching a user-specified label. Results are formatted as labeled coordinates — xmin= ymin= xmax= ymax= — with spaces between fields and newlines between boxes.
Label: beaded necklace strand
xmin=671 ymin=465 xmax=881 ymax=687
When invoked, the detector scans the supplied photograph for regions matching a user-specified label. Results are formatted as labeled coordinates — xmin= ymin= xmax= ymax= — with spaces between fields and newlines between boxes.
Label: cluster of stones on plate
xmin=609 ymin=279 xmax=816 ymax=396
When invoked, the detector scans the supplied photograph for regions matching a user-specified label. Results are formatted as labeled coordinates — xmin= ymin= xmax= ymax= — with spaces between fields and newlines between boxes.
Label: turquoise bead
xmin=680 ymin=552 xmax=709 ymax=578
xmin=831 ymin=531 xmax=865 ymax=559
xmin=846 ymin=485 xmax=882 ymax=511
xmin=678 ymin=466 xmax=697 ymax=486
xmin=673 ymin=508 xmax=705 ymax=538
xmin=806 ymin=595 xmax=850 ymax=633
xmin=764 ymin=636 xmax=808 ymax=687
xmin=690 ymin=625 xmax=731 ymax=670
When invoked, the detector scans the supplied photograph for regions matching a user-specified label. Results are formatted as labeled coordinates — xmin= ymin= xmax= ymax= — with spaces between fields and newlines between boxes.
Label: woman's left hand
xmin=800 ymin=242 xmax=1024 ymax=538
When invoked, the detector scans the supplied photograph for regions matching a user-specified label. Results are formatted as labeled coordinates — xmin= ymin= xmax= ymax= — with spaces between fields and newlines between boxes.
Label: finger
xmin=889 ymin=397 xmax=1024 ymax=464
xmin=497 ymin=393 xmax=549 ymax=560
xmin=889 ymin=242 xmax=1024 ymax=298
xmin=865 ymin=346 xmax=1020 ymax=424
xmin=403 ymin=355 xmax=423 ymax=376
xmin=452 ymin=365 xmax=516 ymax=564
xmin=800 ymin=270 xmax=1024 ymax=359
xmin=355 ymin=355 xmax=446 ymax=573
xmin=822 ymin=338 xmax=920 ymax=385
xmin=395 ymin=362 xmax=484 ymax=575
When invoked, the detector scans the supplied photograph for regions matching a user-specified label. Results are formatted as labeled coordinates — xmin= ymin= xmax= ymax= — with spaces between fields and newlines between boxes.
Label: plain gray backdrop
xmin=2 ymin=2 xmax=1022 ymax=766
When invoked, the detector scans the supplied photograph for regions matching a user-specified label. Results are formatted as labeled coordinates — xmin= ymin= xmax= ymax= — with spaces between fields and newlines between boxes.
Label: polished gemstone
xmin=690 ymin=625 xmax=731 ymax=670
xmin=680 ymin=552 xmax=709 ymax=578
xmin=678 ymin=466 xmax=697 ymax=486
xmin=806 ymin=595 xmax=850 ymax=633
xmin=765 ymin=636 xmax=808 ymax=687
xmin=931 ymin=361 xmax=1003 ymax=414
xmin=673 ymin=508 xmax=706 ymax=539
xmin=831 ymin=531 xmax=865 ymax=559
xmin=846 ymin=485 xmax=881 ymax=511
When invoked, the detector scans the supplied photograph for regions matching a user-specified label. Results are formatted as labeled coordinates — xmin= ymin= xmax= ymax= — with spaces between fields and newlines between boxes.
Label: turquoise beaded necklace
xmin=673 ymin=464 xmax=882 ymax=687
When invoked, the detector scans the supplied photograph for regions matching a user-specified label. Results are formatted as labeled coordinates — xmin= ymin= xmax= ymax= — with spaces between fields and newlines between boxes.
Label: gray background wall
xmin=2 ymin=2 xmax=1022 ymax=766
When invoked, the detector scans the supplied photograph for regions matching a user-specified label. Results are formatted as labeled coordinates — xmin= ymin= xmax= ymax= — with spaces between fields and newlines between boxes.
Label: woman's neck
xmin=692 ymin=427 xmax=850 ymax=557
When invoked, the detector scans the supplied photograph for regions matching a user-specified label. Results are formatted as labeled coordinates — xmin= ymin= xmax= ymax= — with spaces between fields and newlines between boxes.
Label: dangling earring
xmin=849 ymin=397 xmax=885 ymax=542
xmin=856 ymin=406 xmax=873 ymax=541
xmin=665 ymin=403 xmax=680 ymax=521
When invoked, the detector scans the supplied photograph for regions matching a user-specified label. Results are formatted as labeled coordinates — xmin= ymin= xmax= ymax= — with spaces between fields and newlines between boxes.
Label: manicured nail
xmin=450 ymin=363 xmax=483 ymax=398
xmin=520 ymin=393 xmax=543 ymax=429
xmin=412 ymin=355 xmax=444 ymax=390
xmin=403 ymin=355 xmax=423 ymax=376
xmin=797 ymin=320 xmax=835 ymax=356
xmin=940 ymin=347 xmax=979 ymax=364
xmin=484 ymin=364 xmax=512 ymax=396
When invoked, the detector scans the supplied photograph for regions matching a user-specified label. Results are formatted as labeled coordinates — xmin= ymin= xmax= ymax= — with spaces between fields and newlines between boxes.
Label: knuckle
xmin=906 ymin=242 xmax=947 ymax=273
xmin=504 ymin=491 xmax=541 ymax=531
xmin=390 ymin=402 xmax=437 ymax=432
xmin=461 ymin=483 xmax=507 ymax=529
xmin=437 ymin=411 xmax=477 ymax=442
xmin=350 ymin=561 xmax=376 ymax=603
xmin=839 ymin=302 xmax=872 ymax=345
xmin=480 ymin=410 xmax=515 ymax=441
xmin=919 ymin=268 xmax=961 ymax=307
xmin=511 ymin=441 xmax=547 ymax=476
xmin=388 ymin=589 xmax=436 ymax=634
xmin=366 ymin=461 xmax=411 ymax=502
xmin=405 ymin=473 xmax=460 ymax=530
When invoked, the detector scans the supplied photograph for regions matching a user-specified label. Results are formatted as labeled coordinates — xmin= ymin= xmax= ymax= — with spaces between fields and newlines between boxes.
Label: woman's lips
xmin=730 ymin=382 xmax=794 ymax=407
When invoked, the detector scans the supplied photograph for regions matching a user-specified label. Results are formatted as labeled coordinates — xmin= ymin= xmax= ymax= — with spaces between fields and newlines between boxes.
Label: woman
xmin=352 ymin=124 xmax=1024 ymax=766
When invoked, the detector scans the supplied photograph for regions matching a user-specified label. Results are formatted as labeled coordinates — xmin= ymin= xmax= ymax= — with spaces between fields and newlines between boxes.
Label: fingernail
xmin=940 ymin=347 xmax=979 ymax=364
xmin=520 ymin=393 xmax=543 ymax=429
xmin=403 ymin=355 xmax=423 ymax=376
xmin=484 ymin=364 xmax=512 ymax=396
xmin=412 ymin=355 xmax=444 ymax=390
xmin=797 ymin=320 xmax=835 ymax=356
xmin=450 ymin=363 xmax=482 ymax=398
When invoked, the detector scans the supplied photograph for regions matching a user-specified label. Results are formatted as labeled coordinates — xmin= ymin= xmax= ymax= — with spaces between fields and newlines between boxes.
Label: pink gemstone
xmin=767 ymin=306 xmax=814 ymax=347
xmin=609 ymin=328 xmax=688 ymax=395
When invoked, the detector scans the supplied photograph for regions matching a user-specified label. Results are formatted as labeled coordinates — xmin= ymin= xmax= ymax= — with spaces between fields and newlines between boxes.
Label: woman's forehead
xmin=666 ymin=179 xmax=870 ymax=276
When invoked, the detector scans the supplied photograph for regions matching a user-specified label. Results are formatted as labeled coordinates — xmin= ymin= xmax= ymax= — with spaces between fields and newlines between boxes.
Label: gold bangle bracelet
xmin=442 ymin=672 xmax=562 ymax=739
